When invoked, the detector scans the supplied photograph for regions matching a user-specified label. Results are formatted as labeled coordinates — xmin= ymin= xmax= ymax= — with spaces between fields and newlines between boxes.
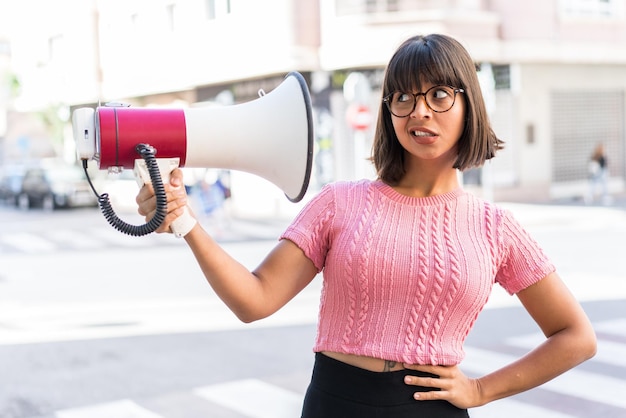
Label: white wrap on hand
xmin=171 ymin=206 xmax=197 ymax=238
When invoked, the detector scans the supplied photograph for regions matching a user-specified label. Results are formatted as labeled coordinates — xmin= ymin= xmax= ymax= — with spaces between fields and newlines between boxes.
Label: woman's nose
xmin=410 ymin=95 xmax=431 ymax=118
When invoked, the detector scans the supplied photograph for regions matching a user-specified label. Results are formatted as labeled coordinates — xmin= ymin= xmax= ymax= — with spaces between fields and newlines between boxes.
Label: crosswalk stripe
xmin=55 ymin=399 xmax=163 ymax=418
xmin=463 ymin=347 xmax=626 ymax=409
xmin=0 ymin=232 xmax=57 ymax=253
xmin=470 ymin=397 xmax=574 ymax=418
xmin=88 ymin=227 xmax=153 ymax=247
xmin=44 ymin=229 xmax=106 ymax=249
xmin=594 ymin=318 xmax=626 ymax=337
xmin=508 ymin=332 xmax=626 ymax=368
xmin=194 ymin=378 xmax=303 ymax=418
xmin=0 ymin=226 xmax=180 ymax=254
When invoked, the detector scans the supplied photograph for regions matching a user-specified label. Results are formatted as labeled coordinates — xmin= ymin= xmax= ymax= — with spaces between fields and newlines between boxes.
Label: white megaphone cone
xmin=72 ymin=71 xmax=314 ymax=237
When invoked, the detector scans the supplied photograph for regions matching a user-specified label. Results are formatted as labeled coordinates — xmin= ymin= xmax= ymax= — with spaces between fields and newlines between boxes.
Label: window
xmin=552 ymin=90 xmax=624 ymax=182
xmin=130 ymin=12 xmax=140 ymax=32
xmin=365 ymin=0 xmax=399 ymax=12
xmin=0 ymin=40 xmax=10 ymax=56
xmin=492 ymin=65 xmax=511 ymax=91
xmin=337 ymin=0 xmax=439 ymax=15
xmin=206 ymin=0 xmax=216 ymax=19
xmin=166 ymin=3 xmax=176 ymax=31
xmin=48 ymin=34 xmax=64 ymax=63
xmin=560 ymin=0 xmax=625 ymax=19
xmin=206 ymin=0 xmax=231 ymax=20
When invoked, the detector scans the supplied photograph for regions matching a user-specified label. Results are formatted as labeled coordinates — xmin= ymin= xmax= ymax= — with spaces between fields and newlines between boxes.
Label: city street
xmin=1 ymin=2 xmax=626 ymax=417
xmin=0 ymin=200 xmax=625 ymax=418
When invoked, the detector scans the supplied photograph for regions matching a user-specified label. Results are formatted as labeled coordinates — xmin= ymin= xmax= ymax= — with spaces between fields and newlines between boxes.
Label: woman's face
xmin=390 ymin=81 xmax=466 ymax=168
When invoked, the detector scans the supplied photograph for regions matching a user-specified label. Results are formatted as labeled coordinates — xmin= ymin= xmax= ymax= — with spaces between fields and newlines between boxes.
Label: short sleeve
xmin=280 ymin=183 xmax=336 ymax=272
xmin=495 ymin=209 xmax=556 ymax=295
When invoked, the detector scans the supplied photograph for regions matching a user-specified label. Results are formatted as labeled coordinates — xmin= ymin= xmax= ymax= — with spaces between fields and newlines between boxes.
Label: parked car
xmin=0 ymin=166 xmax=25 ymax=206
xmin=16 ymin=161 xmax=99 ymax=210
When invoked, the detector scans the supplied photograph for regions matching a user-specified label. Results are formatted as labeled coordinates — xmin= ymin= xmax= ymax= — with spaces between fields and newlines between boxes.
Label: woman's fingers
xmin=135 ymin=168 xmax=190 ymax=234
xmin=403 ymin=364 xmax=481 ymax=409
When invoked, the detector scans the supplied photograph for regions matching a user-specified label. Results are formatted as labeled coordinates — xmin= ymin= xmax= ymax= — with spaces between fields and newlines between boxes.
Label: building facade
xmin=2 ymin=0 xmax=626 ymax=204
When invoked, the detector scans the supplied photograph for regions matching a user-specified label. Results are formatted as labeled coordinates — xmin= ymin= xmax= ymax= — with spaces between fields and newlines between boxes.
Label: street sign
xmin=346 ymin=104 xmax=372 ymax=131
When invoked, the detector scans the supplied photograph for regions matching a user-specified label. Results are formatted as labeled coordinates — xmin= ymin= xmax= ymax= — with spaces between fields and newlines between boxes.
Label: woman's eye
xmin=432 ymin=88 xmax=450 ymax=99
xmin=397 ymin=93 xmax=411 ymax=103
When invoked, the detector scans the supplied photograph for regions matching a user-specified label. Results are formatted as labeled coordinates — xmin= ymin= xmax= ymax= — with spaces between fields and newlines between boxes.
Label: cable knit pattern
xmin=404 ymin=205 xmax=424 ymax=357
xmin=342 ymin=183 xmax=375 ymax=350
xmin=280 ymin=180 xmax=555 ymax=365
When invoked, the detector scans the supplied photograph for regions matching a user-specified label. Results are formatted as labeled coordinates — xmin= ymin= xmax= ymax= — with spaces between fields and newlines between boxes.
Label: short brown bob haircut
xmin=372 ymin=33 xmax=504 ymax=185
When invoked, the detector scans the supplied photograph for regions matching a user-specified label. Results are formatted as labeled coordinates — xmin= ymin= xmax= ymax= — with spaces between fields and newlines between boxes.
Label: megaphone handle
xmin=134 ymin=158 xmax=197 ymax=238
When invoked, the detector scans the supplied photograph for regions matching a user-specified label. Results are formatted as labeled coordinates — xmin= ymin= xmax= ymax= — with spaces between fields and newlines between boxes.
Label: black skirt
xmin=301 ymin=352 xmax=470 ymax=418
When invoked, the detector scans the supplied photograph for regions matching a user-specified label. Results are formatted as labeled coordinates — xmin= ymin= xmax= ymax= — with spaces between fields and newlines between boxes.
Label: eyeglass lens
xmin=388 ymin=86 xmax=459 ymax=116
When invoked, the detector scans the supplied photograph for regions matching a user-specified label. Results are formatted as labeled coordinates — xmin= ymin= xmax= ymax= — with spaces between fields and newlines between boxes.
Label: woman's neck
xmin=392 ymin=179 xmax=460 ymax=198
xmin=392 ymin=163 xmax=461 ymax=198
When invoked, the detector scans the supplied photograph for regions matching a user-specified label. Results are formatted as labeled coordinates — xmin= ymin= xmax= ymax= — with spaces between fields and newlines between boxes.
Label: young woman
xmin=136 ymin=33 xmax=596 ymax=417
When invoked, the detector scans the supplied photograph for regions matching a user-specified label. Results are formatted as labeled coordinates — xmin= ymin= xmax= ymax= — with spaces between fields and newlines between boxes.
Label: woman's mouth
xmin=410 ymin=128 xmax=438 ymax=144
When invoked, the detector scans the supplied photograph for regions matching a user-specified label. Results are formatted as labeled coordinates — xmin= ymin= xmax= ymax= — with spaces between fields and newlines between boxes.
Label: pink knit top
xmin=280 ymin=180 xmax=555 ymax=366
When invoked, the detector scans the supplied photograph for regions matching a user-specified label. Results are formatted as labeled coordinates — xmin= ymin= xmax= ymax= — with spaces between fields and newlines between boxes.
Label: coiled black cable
xmin=82 ymin=143 xmax=168 ymax=237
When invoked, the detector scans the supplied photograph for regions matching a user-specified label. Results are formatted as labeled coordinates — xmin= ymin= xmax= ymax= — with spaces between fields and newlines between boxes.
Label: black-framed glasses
xmin=383 ymin=85 xmax=465 ymax=117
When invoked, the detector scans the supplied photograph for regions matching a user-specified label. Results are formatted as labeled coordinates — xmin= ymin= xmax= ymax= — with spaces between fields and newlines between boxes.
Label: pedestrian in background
xmin=191 ymin=169 xmax=231 ymax=237
xmin=136 ymin=33 xmax=596 ymax=417
xmin=586 ymin=142 xmax=610 ymax=205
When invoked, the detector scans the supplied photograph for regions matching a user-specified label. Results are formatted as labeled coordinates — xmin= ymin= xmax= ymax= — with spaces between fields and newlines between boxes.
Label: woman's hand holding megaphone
xmin=136 ymin=168 xmax=197 ymax=236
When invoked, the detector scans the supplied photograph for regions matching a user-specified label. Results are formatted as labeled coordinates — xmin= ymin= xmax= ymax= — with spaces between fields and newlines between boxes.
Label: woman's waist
xmin=321 ymin=351 xmax=407 ymax=372
xmin=310 ymin=352 xmax=467 ymax=413
xmin=314 ymin=340 xmax=464 ymax=366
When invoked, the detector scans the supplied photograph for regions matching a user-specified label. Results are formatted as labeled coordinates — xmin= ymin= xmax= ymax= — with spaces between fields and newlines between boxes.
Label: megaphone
xmin=72 ymin=71 xmax=314 ymax=237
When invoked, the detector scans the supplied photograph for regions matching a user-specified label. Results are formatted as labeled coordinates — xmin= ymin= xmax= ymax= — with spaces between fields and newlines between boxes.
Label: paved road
xmin=0 ymin=202 xmax=625 ymax=417
xmin=2 ymin=301 xmax=624 ymax=418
